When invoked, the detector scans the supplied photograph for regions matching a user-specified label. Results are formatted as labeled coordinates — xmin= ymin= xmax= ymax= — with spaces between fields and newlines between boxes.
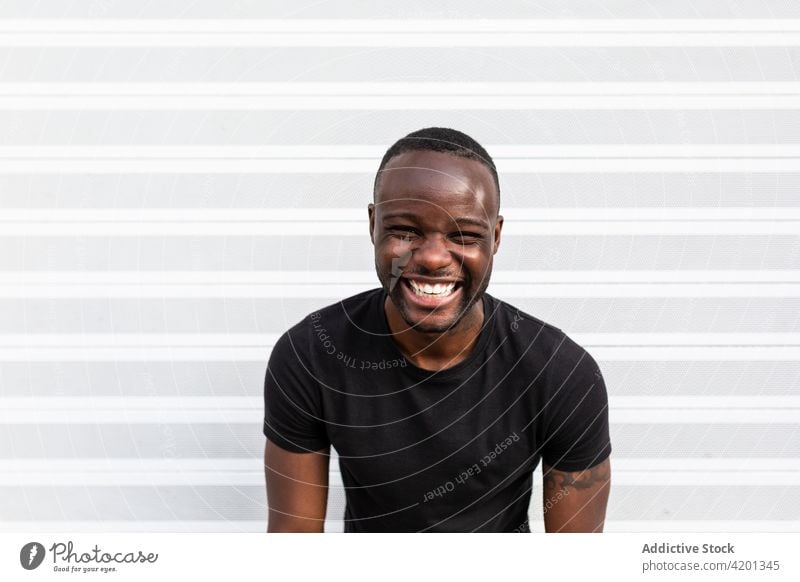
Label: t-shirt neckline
xmin=374 ymin=287 xmax=496 ymax=383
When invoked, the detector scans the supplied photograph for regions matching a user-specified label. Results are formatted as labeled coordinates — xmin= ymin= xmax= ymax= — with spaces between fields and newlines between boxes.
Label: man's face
xmin=369 ymin=150 xmax=503 ymax=334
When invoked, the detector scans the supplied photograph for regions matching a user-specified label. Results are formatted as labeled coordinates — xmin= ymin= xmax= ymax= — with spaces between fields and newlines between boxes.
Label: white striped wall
xmin=0 ymin=5 xmax=799 ymax=533
xmin=1 ymin=82 xmax=800 ymax=110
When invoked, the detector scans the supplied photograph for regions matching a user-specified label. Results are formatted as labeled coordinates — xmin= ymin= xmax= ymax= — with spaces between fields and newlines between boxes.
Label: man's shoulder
xmin=489 ymin=294 xmax=599 ymax=372
xmin=316 ymin=287 xmax=385 ymax=320
xmin=489 ymin=294 xmax=564 ymax=345
xmin=274 ymin=287 xmax=384 ymax=351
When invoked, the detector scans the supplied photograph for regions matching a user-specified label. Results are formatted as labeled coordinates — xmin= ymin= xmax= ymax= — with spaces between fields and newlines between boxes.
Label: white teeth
xmin=408 ymin=280 xmax=457 ymax=296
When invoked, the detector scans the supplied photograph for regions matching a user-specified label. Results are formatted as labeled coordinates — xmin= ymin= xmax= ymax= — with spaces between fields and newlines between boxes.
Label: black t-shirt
xmin=263 ymin=288 xmax=611 ymax=532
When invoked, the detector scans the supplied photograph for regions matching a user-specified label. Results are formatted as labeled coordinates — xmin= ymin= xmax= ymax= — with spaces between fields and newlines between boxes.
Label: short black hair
xmin=373 ymin=127 xmax=500 ymax=204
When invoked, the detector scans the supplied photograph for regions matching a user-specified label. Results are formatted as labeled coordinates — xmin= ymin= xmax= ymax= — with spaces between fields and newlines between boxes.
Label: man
xmin=263 ymin=127 xmax=612 ymax=532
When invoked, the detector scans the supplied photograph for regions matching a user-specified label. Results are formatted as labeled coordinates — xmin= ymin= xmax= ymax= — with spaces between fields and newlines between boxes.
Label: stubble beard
xmin=380 ymin=267 xmax=489 ymax=335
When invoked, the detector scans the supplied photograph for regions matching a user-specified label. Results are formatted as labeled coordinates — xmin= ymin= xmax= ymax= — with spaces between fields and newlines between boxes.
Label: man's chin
xmin=403 ymin=317 xmax=458 ymax=335
xmin=389 ymin=289 xmax=472 ymax=335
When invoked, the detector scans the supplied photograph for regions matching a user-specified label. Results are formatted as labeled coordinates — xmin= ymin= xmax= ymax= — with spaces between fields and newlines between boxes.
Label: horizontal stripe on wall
xmin=1 ymin=48 xmax=799 ymax=84
xmin=2 ymin=236 xmax=796 ymax=271
xmin=25 ymin=144 xmax=800 ymax=156
xmin=1 ymin=0 xmax=799 ymax=20
xmin=2 ymin=361 xmax=798 ymax=398
xmin=2 ymin=297 xmax=794 ymax=334
xmin=8 ymin=19 xmax=800 ymax=32
xmin=1 ymin=208 xmax=799 ymax=237
xmin=2 ymin=173 xmax=799 ymax=209
xmin=2 ymin=396 xmax=790 ymax=409
xmin=10 ymin=282 xmax=800 ymax=299
xmin=3 ymin=224 xmax=797 ymax=237
xmin=1 ymin=396 xmax=798 ymax=424
xmin=7 ymin=82 xmax=800 ymax=95
xmin=1 ymin=349 xmax=797 ymax=362
xmin=1 ymin=457 xmax=798 ymax=486
xmin=3 ymin=145 xmax=800 ymax=174
xmin=3 ymin=273 xmax=800 ymax=298
xmin=4 ymin=111 xmax=800 ymax=147
xmin=2 ymin=333 xmax=797 ymax=347
xmin=3 ymin=159 xmax=799 ymax=173
xmin=3 ymin=86 xmax=800 ymax=109
xmin=3 ymin=111 xmax=800 ymax=148
xmin=0 ymin=172 xmax=800 ymax=209
xmin=3 ymin=19 xmax=800 ymax=47
xmin=2 ymin=423 xmax=797 ymax=458
xmin=6 ymin=268 xmax=800 ymax=282
xmin=0 ymin=333 xmax=798 ymax=361
xmin=15 ymin=144 xmax=800 ymax=156
xmin=0 ymin=485 xmax=796 ymax=522
xmin=7 ymin=207 xmax=800 ymax=221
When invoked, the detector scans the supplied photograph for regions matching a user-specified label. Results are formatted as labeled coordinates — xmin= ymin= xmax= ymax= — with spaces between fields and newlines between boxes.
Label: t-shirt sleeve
xmin=540 ymin=347 xmax=612 ymax=472
xmin=263 ymin=331 xmax=329 ymax=453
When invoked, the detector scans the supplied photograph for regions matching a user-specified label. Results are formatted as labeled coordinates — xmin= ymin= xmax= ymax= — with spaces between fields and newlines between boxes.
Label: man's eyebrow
xmin=380 ymin=212 xmax=419 ymax=223
xmin=381 ymin=212 xmax=490 ymax=230
xmin=452 ymin=217 xmax=491 ymax=230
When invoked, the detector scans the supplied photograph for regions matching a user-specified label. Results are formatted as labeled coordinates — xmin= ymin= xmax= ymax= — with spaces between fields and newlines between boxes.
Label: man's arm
xmin=264 ymin=439 xmax=330 ymax=532
xmin=541 ymin=458 xmax=611 ymax=533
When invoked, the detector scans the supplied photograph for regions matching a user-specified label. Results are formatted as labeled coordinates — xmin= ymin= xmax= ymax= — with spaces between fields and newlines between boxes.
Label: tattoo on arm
xmin=542 ymin=461 xmax=610 ymax=495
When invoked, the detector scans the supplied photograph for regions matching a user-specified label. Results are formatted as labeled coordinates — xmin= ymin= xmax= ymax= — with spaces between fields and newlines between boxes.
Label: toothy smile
xmin=407 ymin=279 xmax=458 ymax=296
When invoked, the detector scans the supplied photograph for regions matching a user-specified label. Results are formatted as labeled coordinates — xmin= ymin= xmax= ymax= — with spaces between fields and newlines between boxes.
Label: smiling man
xmin=263 ymin=127 xmax=612 ymax=533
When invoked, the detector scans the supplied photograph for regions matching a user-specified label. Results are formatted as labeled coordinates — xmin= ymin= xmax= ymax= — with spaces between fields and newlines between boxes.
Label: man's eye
xmin=451 ymin=232 xmax=483 ymax=244
xmin=387 ymin=226 xmax=418 ymax=240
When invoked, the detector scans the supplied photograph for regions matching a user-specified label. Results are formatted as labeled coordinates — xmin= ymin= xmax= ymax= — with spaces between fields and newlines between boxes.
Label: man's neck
xmin=384 ymin=295 xmax=485 ymax=372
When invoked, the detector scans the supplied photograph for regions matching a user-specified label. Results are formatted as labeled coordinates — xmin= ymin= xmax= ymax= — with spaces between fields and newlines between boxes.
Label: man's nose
xmin=412 ymin=235 xmax=452 ymax=271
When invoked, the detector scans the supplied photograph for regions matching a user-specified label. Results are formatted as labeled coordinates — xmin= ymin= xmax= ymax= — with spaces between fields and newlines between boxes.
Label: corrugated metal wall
xmin=1 ymin=1 xmax=799 ymax=532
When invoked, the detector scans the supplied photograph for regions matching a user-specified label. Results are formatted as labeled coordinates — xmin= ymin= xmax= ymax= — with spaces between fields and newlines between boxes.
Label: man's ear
xmin=493 ymin=214 xmax=504 ymax=254
xmin=368 ymin=203 xmax=375 ymax=244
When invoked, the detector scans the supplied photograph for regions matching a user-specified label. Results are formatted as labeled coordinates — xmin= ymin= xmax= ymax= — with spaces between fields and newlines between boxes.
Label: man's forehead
xmin=375 ymin=150 xmax=498 ymax=213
